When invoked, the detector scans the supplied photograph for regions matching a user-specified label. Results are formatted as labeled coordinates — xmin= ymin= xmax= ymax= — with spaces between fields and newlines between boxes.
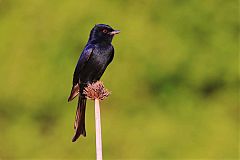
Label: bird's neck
xmin=88 ymin=38 xmax=112 ymax=46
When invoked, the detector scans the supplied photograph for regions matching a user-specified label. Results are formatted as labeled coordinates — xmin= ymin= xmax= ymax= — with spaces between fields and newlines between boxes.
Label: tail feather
xmin=72 ymin=96 xmax=87 ymax=142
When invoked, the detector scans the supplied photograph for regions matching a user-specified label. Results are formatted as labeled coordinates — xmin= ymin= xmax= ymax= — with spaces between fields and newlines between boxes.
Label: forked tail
xmin=72 ymin=96 xmax=87 ymax=142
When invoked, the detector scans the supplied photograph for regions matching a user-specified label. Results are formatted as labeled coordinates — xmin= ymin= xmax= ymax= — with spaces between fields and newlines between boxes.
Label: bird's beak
xmin=110 ymin=30 xmax=120 ymax=35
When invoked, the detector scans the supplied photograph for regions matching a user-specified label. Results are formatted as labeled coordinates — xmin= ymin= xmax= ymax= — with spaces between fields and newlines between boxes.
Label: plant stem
xmin=95 ymin=99 xmax=102 ymax=160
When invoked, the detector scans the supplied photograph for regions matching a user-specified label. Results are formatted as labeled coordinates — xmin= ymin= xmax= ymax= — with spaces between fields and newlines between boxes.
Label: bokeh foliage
xmin=0 ymin=0 xmax=239 ymax=159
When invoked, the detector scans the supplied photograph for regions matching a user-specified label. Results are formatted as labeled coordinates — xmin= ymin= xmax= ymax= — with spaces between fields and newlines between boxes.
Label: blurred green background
xmin=0 ymin=0 xmax=239 ymax=159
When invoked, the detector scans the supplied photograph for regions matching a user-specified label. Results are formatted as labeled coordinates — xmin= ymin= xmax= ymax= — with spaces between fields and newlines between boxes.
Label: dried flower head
xmin=83 ymin=81 xmax=110 ymax=100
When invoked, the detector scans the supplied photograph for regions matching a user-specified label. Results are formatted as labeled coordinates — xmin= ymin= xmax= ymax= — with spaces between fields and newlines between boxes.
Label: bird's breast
xmin=80 ymin=45 xmax=113 ymax=82
xmin=92 ymin=45 xmax=113 ymax=64
xmin=90 ymin=52 xmax=110 ymax=68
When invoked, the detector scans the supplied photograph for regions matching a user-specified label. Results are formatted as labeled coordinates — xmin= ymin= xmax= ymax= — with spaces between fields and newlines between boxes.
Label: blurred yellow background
xmin=0 ymin=0 xmax=239 ymax=159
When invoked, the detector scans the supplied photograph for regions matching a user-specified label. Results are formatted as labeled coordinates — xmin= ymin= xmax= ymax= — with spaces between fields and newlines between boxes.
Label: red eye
xmin=102 ymin=29 xmax=108 ymax=33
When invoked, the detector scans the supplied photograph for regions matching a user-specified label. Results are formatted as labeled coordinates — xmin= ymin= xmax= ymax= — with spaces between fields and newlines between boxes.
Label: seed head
xmin=83 ymin=81 xmax=110 ymax=100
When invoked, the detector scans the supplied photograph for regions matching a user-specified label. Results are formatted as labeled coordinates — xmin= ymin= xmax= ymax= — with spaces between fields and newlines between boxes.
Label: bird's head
xmin=88 ymin=24 xmax=120 ymax=44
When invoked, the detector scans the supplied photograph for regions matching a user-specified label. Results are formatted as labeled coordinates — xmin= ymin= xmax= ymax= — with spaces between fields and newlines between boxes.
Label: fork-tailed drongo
xmin=68 ymin=24 xmax=120 ymax=142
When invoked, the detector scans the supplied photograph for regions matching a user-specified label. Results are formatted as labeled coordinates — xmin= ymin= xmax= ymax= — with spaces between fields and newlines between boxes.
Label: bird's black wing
xmin=68 ymin=44 xmax=94 ymax=102
xmin=73 ymin=44 xmax=95 ymax=85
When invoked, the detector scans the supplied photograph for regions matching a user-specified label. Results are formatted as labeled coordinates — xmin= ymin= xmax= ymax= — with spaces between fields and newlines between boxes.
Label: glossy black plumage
xmin=68 ymin=24 xmax=120 ymax=142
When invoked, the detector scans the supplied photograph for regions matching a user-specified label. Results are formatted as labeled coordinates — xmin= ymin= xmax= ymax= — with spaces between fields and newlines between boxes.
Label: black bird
xmin=68 ymin=24 xmax=120 ymax=142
